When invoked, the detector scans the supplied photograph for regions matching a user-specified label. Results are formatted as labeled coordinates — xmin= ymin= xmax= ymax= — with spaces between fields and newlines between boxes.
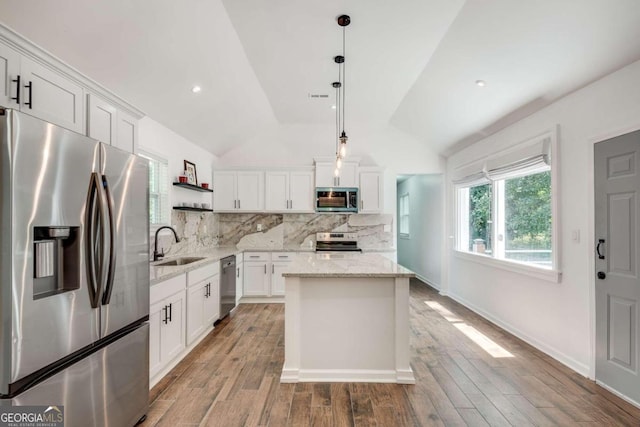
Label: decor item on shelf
xmin=193 ymin=203 xmax=201 ymax=209
xmin=201 ymin=182 xmax=209 ymax=189
xmin=332 ymin=14 xmax=350 ymax=178
xmin=178 ymin=175 xmax=188 ymax=183
xmin=184 ymin=160 xmax=197 ymax=185
xmin=202 ymin=203 xmax=211 ymax=209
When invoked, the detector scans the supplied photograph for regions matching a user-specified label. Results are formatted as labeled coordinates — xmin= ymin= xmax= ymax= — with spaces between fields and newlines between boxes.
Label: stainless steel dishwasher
xmin=219 ymin=255 xmax=236 ymax=319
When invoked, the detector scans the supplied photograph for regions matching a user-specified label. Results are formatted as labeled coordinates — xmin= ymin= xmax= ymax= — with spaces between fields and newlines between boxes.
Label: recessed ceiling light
xmin=331 ymin=105 xmax=337 ymax=109
xmin=475 ymin=80 xmax=486 ymax=87
xmin=191 ymin=86 xmax=202 ymax=93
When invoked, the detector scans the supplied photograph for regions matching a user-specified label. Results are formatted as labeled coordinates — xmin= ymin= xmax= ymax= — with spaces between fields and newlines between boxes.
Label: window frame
xmin=138 ymin=150 xmax=170 ymax=231
xmin=452 ymin=129 xmax=561 ymax=283
xmin=399 ymin=192 xmax=410 ymax=238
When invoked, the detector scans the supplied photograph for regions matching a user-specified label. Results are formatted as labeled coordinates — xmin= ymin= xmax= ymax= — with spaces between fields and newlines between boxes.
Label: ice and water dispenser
xmin=33 ymin=226 xmax=80 ymax=299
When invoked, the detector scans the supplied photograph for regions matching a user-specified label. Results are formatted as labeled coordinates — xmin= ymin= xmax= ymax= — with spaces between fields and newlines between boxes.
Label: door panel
xmin=87 ymin=94 xmax=116 ymax=145
xmin=290 ymin=171 xmax=314 ymax=212
xmin=100 ymin=144 xmax=149 ymax=338
xmin=186 ymin=284 xmax=205 ymax=345
xmin=595 ymin=129 xmax=640 ymax=404
xmin=265 ymin=171 xmax=288 ymax=211
xmin=237 ymin=171 xmax=264 ymax=211
xmin=4 ymin=110 xmax=100 ymax=387
xmin=116 ymin=110 xmax=137 ymax=154
xmin=0 ymin=43 xmax=20 ymax=108
xmin=213 ymin=171 xmax=236 ymax=211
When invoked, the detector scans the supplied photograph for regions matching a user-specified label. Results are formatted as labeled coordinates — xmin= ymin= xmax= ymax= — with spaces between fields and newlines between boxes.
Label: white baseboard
xmin=447 ymin=291 xmax=590 ymax=377
xmin=280 ymin=368 xmax=415 ymax=384
xmin=415 ymin=273 xmax=439 ymax=290
xmin=239 ymin=296 xmax=284 ymax=304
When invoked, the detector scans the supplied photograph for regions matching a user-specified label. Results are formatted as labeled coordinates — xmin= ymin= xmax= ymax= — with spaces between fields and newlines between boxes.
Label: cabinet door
xmin=87 ymin=93 xmax=116 ymax=144
xmin=0 ymin=43 xmax=20 ymax=109
xmin=289 ymin=171 xmax=314 ymax=212
xmin=116 ymin=110 xmax=138 ymax=153
xmin=271 ymin=261 xmax=290 ymax=296
xmin=237 ymin=171 xmax=264 ymax=211
xmin=265 ymin=171 xmax=289 ymax=211
xmin=359 ymin=171 xmax=383 ymax=213
xmin=338 ymin=162 xmax=359 ymax=187
xmin=236 ymin=262 xmax=244 ymax=304
xmin=162 ymin=291 xmax=185 ymax=362
xmin=204 ymin=274 xmax=220 ymax=325
xmin=149 ymin=300 xmax=164 ymax=379
xmin=213 ymin=171 xmax=237 ymax=211
xmin=20 ymin=56 xmax=84 ymax=133
xmin=243 ymin=262 xmax=269 ymax=296
xmin=315 ymin=163 xmax=336 ymax=187
xmin=186 ymin=284 xmax=205 ymax=345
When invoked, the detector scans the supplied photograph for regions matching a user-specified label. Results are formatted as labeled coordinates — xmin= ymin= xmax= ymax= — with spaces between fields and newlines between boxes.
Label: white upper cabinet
xmin=315 ymin=161 xmax=358 ymax=187
xmin=1 ymin=30 xmax=143 ymax=143
xmin=265 ymin=169 xmax=314 ymax=212
xmin=3 ymin=53 xmax=85 ymax=133
xmin=359 ymin=168 xmax=384 ymax=213
xmin=87 ymin=93 xmax=117 ymax=144
xmin=0 ymin=43 xmax=20 ymax=109
xmin=87 ymin=93 xmax=138 ymax=153
xmin=213 ymin=170 xmax=264 ymax=212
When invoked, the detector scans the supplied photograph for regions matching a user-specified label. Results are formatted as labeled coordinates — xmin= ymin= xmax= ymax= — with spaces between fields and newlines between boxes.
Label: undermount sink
xmin=153 ymin=257 xmax=206 ymax=267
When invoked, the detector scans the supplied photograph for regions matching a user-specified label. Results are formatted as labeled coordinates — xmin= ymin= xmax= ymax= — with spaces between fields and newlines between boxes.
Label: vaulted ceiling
xmin=1 ymin=0 xmax=640 ymax=158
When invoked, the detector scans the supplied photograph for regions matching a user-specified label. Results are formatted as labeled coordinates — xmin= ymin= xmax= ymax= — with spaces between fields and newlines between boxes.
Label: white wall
xmin=445 ymin=58 xmax=640 ymax=377
xmin=397 ymin=175 xmax=443 ymax=287
xmin=138 ymin=117 xmax=217 ymax=216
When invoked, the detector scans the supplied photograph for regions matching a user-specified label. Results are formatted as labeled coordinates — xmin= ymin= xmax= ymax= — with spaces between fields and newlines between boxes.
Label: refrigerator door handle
xmin=85 ymin=172 xmax=104 ymax=308
xmin=101 ymin=175 xmax=117 ymax=305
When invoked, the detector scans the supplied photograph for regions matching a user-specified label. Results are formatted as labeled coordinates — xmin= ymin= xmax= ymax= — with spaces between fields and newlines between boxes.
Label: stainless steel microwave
xmin=315 ymin=187 xmax=358 ymax=212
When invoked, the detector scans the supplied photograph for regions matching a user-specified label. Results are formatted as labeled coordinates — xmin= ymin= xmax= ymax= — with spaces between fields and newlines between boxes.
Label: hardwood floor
xmin=142 ymin=279 xmax=640 ymax=426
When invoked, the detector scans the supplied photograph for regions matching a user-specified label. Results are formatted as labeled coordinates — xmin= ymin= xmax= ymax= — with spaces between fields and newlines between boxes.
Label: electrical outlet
xmin=257 ymin=224 xmax=263 ymax=232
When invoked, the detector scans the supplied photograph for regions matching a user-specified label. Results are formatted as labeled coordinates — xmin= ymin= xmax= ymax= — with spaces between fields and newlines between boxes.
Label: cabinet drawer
xmin=188 ymin=261 xmax=220 ymax=286
xmin=244 ymin=252 xmax=270 ymax=262
xmin=151 ymin=274 xmax=186 ymax=303
xmin=271 ymin=252 xmax=296 ymax=261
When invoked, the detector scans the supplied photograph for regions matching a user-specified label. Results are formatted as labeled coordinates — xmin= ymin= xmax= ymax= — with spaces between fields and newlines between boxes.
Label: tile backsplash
xmin=155 ymin=211 xmax=393 ymax=257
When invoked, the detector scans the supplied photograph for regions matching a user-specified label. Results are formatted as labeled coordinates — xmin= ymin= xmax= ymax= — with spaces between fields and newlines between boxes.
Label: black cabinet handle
xmin=24 ymin=81 xmax=32 ymax=109
xmin=168 ymin=303 xmax=172 ymax=322
xmin=596 ymin=239 xmax=605 ymax=260
xmin=162 ymin=305 xmax=168 ymax=324
xmin=597 ymin=271 xmax=606 ymax=280
xmin=237 ymin=267 xmax=239 ymax=278
xmin=10 ymin=75 xmax=20 ymax=104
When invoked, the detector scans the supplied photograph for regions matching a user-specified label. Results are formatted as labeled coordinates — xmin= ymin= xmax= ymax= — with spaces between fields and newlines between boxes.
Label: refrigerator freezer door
xmin=4 ymin=324 xmax=149 ymax=427
xmin=99 ymin=143 xmax=149 ymax=338
xmin=0 ymin=110 xmax=100 ymax=391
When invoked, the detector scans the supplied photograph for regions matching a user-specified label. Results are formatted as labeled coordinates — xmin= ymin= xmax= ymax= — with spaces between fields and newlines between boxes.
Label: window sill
xmin=452 ymin=250 xmax=562 ymax=283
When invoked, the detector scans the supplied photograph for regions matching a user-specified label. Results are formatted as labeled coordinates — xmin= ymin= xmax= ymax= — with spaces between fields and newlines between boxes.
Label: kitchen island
xmin=281 ymin=253 xmax=416 ymax=384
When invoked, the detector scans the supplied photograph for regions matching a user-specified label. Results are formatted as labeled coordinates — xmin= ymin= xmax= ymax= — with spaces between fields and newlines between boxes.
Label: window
xmin=399 ymin=193 xmax=410 ymax=237
xmin=454 ymin=135 xmax=556 ymax=271
xmin=139 ymin=151 xmax=169 ymax=227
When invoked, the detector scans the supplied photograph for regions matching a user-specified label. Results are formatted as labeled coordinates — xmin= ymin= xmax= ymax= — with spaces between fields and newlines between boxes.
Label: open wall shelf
xmin=172 ymin=182 xmax=213 ymax=193
xmin=172 ymin=207 xmax=213 ymax=213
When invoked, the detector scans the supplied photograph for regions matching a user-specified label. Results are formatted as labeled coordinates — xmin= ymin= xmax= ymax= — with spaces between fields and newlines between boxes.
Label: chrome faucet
xmin=153 ymin=226 xmax=180 ymax=261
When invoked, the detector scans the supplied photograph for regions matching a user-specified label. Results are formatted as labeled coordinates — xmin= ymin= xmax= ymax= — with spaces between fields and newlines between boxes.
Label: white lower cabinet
xmin=243 ymin=252 xmax=295 ymax=298
xmin=149 ymin=274 xmax=186 ymax=381
xmin=186 ymin=274 xmax=220 ymax=345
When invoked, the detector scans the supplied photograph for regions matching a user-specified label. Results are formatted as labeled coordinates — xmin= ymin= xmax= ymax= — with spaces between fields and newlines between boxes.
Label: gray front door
xmin=594 ymin=129 xmax=640 ymax=404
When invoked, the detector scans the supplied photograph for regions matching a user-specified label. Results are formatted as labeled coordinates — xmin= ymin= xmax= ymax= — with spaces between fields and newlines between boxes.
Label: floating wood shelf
xmin=172 ymin=182 xmax=213 ymax=193
xmin=172 ymin=206 xmax=213 ymax=212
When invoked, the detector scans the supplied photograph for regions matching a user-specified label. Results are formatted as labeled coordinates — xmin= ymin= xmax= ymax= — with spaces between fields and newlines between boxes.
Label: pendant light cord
xmin=342 ymin=25 xmax=346 ymax=134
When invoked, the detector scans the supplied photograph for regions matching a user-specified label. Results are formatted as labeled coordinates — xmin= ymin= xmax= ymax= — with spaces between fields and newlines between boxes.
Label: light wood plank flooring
xmin=142 ymin=279 xmax=640 ymax=426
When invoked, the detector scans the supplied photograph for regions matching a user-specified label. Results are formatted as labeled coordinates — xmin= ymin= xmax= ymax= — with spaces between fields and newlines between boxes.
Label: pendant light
xmin=333 ymin=14 xmax=350 ymax=176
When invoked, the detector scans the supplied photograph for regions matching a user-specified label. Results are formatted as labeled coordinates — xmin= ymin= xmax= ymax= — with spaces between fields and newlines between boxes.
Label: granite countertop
xmin=150 ymin=247 xmax=241 ymax=285
xmin=282 ymin=252 xmax=415 ymax=278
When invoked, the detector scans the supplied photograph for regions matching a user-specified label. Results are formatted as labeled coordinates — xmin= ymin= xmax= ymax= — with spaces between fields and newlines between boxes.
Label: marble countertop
xmin=282 ymin=253 xmax=415 ymax=278
xmin=150 ymin=246 xmax=398 ymax=285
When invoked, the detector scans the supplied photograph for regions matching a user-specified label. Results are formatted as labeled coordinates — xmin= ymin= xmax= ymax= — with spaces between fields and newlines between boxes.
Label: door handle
xmin=597 ymin=271 xmax=606 ymax=280
xmin=10 ymin=75 xmax=20 ymax=104
xmin=238 ymin=199 xmax=241 ymax=209
xmin=360 ymin=200 xmax=363 ymax=210
xmin=162 ymin=305 xmax=168 ymax=324
xmin=101 ymin=175 xmax=117 ymax=305
xmin=596 ymin=239 xmax=605 ymax=259
xmin=272 ymin=264 xmax=274 ymax=274
xmin=85 ymin=172 xmax=104 ymax=309
xmin=168 ymin=303 xmax=173 ymax=322
xmin=237 ymin=267 xmax=239 ymax=278
xmin=264 ymin=264 xmax=267 ymax=274
xmin=24 ymin=81 xmax=32 ymax=109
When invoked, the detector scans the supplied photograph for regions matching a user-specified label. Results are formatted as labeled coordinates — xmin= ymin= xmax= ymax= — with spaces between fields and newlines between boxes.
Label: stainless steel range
xmin=315 ymin=232 xmax=362 ymax=252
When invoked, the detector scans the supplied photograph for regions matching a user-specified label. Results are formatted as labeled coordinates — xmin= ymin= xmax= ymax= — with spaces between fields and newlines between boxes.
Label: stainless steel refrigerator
xmin=0 ymin=108 xmax=150 ymax=426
